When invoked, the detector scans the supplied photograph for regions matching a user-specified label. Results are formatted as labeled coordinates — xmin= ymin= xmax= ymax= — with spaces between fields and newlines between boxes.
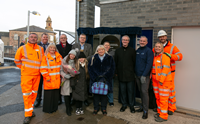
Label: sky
xmin=0 ymin=0 xmax=100 ymax=34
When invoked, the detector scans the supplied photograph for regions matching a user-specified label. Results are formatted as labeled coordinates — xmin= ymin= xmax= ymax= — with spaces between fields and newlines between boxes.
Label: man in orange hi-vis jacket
xmin=14 ymin=33 xmax=44 ymax=124
xmin=155 ymin=30 xmax=183 ymax=116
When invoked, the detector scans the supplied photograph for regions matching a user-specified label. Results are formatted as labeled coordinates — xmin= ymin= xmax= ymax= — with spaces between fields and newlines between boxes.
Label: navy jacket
xmin=135 ymin=46 xmax=153 ymax=77
xmin=88 ymin=53 xmax=115 ymax=93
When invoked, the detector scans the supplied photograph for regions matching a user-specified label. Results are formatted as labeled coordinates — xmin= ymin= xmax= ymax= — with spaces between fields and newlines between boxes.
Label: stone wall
xmin=100 ymin=0 xmax=200 ymax=43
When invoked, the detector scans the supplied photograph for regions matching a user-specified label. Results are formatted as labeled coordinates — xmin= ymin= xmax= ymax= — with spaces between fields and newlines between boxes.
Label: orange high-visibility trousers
xmin=153 ymin=79 xmax=172 ymax=120
xmin=21 ymin=75 xmax=40 ymax=117
xmin=168 ymin=72 xmax=176 ymax=112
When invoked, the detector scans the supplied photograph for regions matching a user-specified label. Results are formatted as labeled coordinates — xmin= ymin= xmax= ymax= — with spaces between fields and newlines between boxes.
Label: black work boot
xmin=142 ymin=111 xmax=148 ymax=119
xmin=34 ymin=100 xmax=41 ymax=107
xmin=168 ymin=110 xmax=174 ymax=115
xmin=154 ymin=113 xmax=159 ymax=118
xmin=23 ymin=117 xmax=31 ymax=124
xmin=155 ymin=116 xmax=167 ymax=122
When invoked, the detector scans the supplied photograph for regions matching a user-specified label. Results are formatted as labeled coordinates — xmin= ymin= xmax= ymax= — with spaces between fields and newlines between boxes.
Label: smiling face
xmin=155 ymin=43 xmax=163 ymax=54
xmin=97 ymin=48 xmax=105 ymax=56
xmin=41 ymin=34 xmax=48 ymax=44
xmin=49 ymin=46 xmax=56 ymax=54
xmin=103 ymin=42 xmax=110 ymax=52
xmin=158 ymin=35 xmax=167 ymax=44
xmin=79 ymin=58 xmax=85 ymax=63
xmin=69 ymin=54 xmax=75 ymax=60
xmin=60 ymin=34 xmax=67 ymax=44
xmin=28 ymin=34 xmax=38 ymax=44
xmin=79 ymin=34 xmax=86 ymax=44
xmin=122 ymin=36 xmax=130 ymax=47
xmin=139 ymin=37 xmax=148 ymax=47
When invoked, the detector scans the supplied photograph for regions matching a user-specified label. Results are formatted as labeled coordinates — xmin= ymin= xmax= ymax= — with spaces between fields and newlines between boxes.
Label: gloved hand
xmin=140 ymin=76 xmax=146 ymax=84
xmin=159 ymin=82 xmax=163 ymax=86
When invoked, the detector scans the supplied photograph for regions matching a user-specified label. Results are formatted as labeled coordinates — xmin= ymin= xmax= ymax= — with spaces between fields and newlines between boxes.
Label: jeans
xmin=107 ymin=79 xmax=114 ymax=103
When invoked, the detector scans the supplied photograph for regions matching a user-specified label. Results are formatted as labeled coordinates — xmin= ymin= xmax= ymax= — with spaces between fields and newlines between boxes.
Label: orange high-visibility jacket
xmin=153 ymin=41 xmax=183 ymax=72
xmin=152 ymin=53 xmax=172 ymax=83
xmin=14 ymin=42 xmax=44 ymax=76
xmin=40 ymin=51 xmax=62 ymax=90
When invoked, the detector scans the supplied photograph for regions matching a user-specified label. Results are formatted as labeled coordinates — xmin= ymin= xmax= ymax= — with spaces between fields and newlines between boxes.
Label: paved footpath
xmin=1 ymin=67 xmax=200 ymax=124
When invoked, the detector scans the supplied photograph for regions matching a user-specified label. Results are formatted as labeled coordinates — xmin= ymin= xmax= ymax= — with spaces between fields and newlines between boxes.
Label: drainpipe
xmin=77 ymin=0 xmax=80 ymax=43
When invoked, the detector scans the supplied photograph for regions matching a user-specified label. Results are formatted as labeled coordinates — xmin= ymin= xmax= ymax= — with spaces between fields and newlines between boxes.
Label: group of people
xmin=14 ymin=29 xmax=182 ymax=124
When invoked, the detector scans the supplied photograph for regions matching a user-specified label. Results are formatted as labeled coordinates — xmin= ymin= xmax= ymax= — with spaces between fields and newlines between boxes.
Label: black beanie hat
xmin=78 ymin=52 xmax=86 ymax=58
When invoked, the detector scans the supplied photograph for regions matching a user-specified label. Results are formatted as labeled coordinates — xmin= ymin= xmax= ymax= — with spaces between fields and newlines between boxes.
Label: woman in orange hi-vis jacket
xmin=14 ymin=33 xmax=44 ymax=124
xmin=40 ymin=43 xmax=62 ymax=113
xmin=152 ymin=42 xmax=172 ymax=122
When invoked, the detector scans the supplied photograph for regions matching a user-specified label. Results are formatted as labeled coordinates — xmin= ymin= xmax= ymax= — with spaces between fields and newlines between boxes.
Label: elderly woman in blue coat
xmin=88 ymin=45 xmax=115 ymax=116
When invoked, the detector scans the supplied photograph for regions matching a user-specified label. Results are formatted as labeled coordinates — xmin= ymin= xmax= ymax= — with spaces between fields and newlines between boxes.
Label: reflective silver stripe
xmin=158 ymin=73 xmax=167 ymax=76
xmin=163 ymin=65 xmax=170 ymax=68
xmin=170 ymin=45 xmax=175 ymax=54
xmin=49 ymin=72 xmax=60 ymax=76
xmin=21 ymin=59 xmax=40 ymax=64
xmin=16 ymin=63 xmax=22 ymax=65
xmin=41 ymin=72 xmax=48 ymax=75
xmin=154 ymin=91 xmax=159 ymax=93
xmin=159 ymin=88 xmax=169 ymax=92
xmin=14 ymin=59 xmax=21 ymax=62
xmin=171 ymin=63 xmax=175 ymax=66
xmin=24 ymin=64 xmax=40 ymax=69
xmin=159 ymin=93 xmax=169 ymax=96
xmin=161 ymin=110 xmax=168 ymax=113
xmin=157 ymin=66 xmax=162 ymax=69
xmin=23 ymin=92 xmax=32 ymax=96
xmin=158 ymin=106 xmax=161 ymax=109
xmin=168 ymin=101 xmax=176 ymax=104
xmin=168 ymin=72 xmax=171 ymax=75
xmin=153 ymin=86 xmax=158 ymax=89
xmin=39 ymin=46 xmax=42 ymax=61
xmin=49 ymin=65 xmax=61 ymax=69
xmin=25 ymin=107 xmax=33 ymax=112
xmin=152 ymin=66 xmax=155 ymax=69
xmin=40 ymin=66 xmax=48 ymax=69
xmin=175 ymin=52 xmax=181 ymax=55
xmin=32 ymin=90 xmax=37 ymax=93
xmin=160 ymin=54 xmax=163 ymax=66
xmin=23 ymin=45 xmax=28 ymax=59
xmin=46 ymin=57 xmax=50 ymax=69
xmin=169 ymin=96 xmax=175 ymax=99
xmin=177 ymin=55 xmax=180 ymax=60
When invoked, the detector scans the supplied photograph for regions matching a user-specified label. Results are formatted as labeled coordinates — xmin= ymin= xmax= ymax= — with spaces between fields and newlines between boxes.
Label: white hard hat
xmin=157 ymin=30 xmax=167 ymax=37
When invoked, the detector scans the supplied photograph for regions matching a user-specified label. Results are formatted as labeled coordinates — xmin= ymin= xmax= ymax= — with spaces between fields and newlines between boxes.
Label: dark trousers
xmin=93 ymin=94 xmax=107 ymax=111
xmin=119 ymin=81 xmax=135 ymax=107
xmin=76 ymin=100 xmax=82 ymax=108
xmin=36 ymin=74 xmax=43 ymax=101
xmin=136 ymin=76 xmax=150 ymax=112
xmin=64 ymin=95 xmax=71 ymax=112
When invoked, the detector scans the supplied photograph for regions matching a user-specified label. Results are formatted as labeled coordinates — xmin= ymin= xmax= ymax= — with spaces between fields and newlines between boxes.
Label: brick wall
xmin=100 ymin=0 xmax=200 ymax=44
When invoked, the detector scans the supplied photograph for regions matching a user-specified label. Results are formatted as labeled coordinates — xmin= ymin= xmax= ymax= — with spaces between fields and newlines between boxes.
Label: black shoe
xmin=130 ymin=106 xmax=135 ymax=113
xmin=32 ymin=112 xmax=36 ymax=117
xmin=23 ymin=117 xmax=31 ymax=124
xmin=102 ymin=110 xmax=107 ymax=116
xmin=120 ymin=106 xmax=127 ymax=112
xmin=34 ymin=100 xmax=41 ymax=107
xmin=136 ymin=108 xmax=143 ymax=112
xmin=168 ymin=110 xmax=174 ymax=115
xmin=154 ymin=113 xmax=159 ymax=118
xmin=153 ymin=108 xmax=157 ymax=112
xmin=109 ymin=103 xmax=114 ymax=106
xmin=93 ymin=110 xmax=99 ymax=115
xmin=84 ymin=100 xmax=90 ymax=106
xmin=155 ymin=116 xmax=167 ymax=122
xmin=142 ymin=111 xmax=148 ymax=119
xmin=66 ymin=108 xmax=71 ymax=116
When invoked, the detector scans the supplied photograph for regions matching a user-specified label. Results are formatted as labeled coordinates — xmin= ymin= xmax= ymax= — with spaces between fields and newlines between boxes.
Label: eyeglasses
xmin=122 ymin=39 xmax=129 ymax=41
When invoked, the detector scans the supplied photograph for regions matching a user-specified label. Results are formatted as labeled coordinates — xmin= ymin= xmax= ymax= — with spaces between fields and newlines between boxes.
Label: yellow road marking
xmin=0 ymin=66 xmax=18 ymax=70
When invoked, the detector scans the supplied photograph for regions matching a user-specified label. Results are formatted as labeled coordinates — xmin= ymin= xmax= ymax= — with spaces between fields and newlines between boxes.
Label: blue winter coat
xmin=135 ymin=46 xmax=153 ymax=77
xmin=88 ymin=53 xmax=115 ymax=93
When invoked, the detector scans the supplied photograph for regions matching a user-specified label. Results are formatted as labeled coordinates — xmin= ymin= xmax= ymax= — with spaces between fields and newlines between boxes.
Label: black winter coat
xmin=72 ymin=65 xmax=88 ymax=101
xmin=115 ymin=46 xmax=136 ymax=82
xmin=88 ymin=53 xmax=115 ymax=93
xmin=56 ymin=43 xmax=72 ymax=58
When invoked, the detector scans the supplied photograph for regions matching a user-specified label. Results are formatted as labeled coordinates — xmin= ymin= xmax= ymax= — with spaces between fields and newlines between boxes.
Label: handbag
xmin=92 ymin=80 xmax=108 ymax=95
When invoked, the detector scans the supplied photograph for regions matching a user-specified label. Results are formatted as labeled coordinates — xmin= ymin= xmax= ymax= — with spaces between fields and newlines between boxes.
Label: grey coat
xmin=72 ymin=64 xmax=88 ymax=101
xmin=72 ymin=43 xmax=92 ymax=61
xmin=60 ymin=56 xmax=75 ymax=96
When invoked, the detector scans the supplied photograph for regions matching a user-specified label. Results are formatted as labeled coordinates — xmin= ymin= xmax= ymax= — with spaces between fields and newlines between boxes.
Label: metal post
xmin=77 ymin=1 xmax=80 ymax=43
xmin=27 ymin=10 xmax=30 ymax=38
xmin=18 ymin=36 xmax=20 ymax=48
